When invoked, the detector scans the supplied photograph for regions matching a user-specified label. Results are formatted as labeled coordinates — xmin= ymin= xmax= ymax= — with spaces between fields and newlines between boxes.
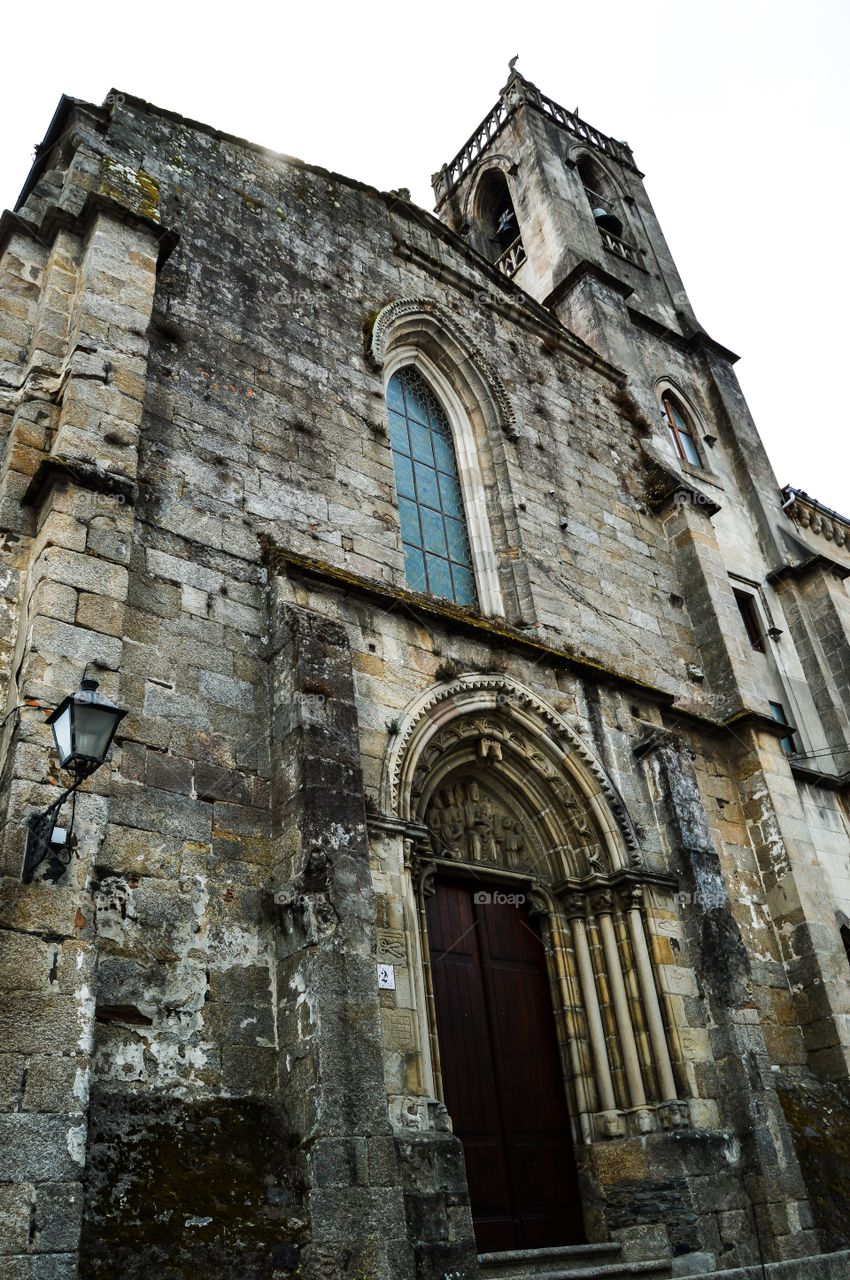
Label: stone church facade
xmin=1 ymin=67 xmax=850 ymax=1280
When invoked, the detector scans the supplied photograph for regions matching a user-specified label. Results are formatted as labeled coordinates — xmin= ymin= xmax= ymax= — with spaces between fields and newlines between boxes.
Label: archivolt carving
xmin=413 ymin=715 xmax=559 ymax=794
xmin=383 ymin=673 xmax=641 ymax=867
xmin=369 ymin=298 xmax=518 ymax=439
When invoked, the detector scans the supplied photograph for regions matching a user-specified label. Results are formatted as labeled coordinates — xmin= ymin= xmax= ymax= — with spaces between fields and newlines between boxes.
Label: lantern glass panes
xmin=46 ymin=679 xmax=126 ymax=774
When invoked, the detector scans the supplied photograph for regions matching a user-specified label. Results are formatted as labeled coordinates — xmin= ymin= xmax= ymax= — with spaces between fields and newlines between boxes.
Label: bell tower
xmin=432 ymin=68 xmax=700 ymax=345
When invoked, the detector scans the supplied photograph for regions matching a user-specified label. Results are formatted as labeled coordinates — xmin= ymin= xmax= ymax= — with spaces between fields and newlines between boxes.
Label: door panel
xmin=426 ymin=877 xmax=584 ymax=1252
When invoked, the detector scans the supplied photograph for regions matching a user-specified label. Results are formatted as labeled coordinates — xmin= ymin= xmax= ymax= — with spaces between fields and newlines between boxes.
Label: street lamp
xmin=22 ymin=677 xmax=127 ymax=883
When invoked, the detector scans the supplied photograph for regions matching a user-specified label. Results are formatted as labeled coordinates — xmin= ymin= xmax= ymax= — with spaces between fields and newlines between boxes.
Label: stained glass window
xmin=386 ymin=367 xmax=478 ymax=607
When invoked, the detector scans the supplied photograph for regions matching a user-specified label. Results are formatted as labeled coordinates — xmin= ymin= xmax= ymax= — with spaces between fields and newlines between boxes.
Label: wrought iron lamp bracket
xmin=21 ymin=764 xmax=94 ymax=884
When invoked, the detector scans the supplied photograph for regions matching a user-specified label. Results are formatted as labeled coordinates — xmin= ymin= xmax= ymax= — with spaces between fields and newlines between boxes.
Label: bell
xmin=497 ymin=207 xmax=517 ymax=235
xmin=592 ymin=207 xmax=624 ymax=237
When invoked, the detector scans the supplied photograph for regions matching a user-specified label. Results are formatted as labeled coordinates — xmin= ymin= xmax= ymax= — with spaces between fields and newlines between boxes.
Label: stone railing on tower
xmin=495 ymin=234 xmax=527 ymax=277
xmin=432 ymin=72 xmax=639 ymax=206
xmin=598 ymin=226 xmax=642 ymax=266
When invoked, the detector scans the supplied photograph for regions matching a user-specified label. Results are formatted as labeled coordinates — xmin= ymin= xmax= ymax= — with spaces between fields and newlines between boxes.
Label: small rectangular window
xmin=768 ymin=701 xmax=797 ymax=755
xmin=733 ymin=589 xmax=765 ymax=653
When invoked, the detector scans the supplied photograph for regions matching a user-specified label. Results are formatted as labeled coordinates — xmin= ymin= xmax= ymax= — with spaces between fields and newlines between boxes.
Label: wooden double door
xmin=425 ymin=876 xmax=584 ymax=1252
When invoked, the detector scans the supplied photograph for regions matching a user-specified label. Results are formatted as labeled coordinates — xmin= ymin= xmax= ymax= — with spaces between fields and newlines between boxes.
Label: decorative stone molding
xmin=784 ymin=486 xmax=850 ymax=548
xmin=368 ymin=297 xmax=518 ymax=440
xmin=384 ymin=672 xmax=687 ymax=1148
xmin=383 ymin=672 xmax=641 ymax=866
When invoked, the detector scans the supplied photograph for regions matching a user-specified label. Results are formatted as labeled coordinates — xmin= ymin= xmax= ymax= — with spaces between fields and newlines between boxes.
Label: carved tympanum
xmin=426 ymin=778 xmax=528 ymax=869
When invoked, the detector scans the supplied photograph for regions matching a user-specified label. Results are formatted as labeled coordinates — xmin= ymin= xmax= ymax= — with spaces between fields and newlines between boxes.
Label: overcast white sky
xmin=2 ymin=0 xmax=848 ymax=514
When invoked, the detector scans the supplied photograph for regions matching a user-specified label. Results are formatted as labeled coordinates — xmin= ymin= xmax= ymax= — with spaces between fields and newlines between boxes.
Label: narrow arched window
xmin=662 ymin=392 xmax=701 ymax=467
xmin=475 ymin=170 xmax=526 ymax=277
xmin=386 ymin=367 xmax=478 ymax=607
xmin=577 ymin=154 xmax=624 ymax=237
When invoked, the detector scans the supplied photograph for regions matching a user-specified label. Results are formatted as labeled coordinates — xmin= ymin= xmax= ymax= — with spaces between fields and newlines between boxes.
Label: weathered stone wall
xmin=0 ymin=79 xmax=849 ymax=1280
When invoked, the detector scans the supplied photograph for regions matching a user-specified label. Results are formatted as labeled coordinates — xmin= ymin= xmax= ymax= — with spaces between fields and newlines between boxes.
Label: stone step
xmin=478 ymin=1243 xmax=623 ymax=1277
xmin=478 ymin=1265 xmax=671 ymax=1280
xmin=477 ymin=1242 xmax=672 ymax=1280
xmin=671 ymin=1247 xmax=850 ymax=1280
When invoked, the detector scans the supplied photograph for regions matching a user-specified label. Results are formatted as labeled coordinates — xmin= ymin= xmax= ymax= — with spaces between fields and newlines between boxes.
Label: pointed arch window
xmin=387 ymin=367 xmax=478 ymax=607
xmin=661 ymin=392 xmax=701 ymax=467
xmin=576 ymin=153 xmax=640 ymax=267
xmin=475 ymin=169 xmax=526 ymax=278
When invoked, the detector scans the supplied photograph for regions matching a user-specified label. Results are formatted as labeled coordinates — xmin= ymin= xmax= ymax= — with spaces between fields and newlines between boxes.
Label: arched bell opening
xmin=473 ymin=168 xmax=527 ymax=277
xmin=575 ymin=152 xmax=627 ymax=241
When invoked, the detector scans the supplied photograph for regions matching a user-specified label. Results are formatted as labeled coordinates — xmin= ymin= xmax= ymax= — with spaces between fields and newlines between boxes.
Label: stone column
xmin=653 ymin=481 xmax=757 ymax=720
xmin=546 ymin=908 xmax=595 ymax=1140
xmin=623 ymin=886 xmax=678 ymax=1101
xmin=592 ymin=889 xmax=646 ymax=1109
xmin=0 ymin=198 xmax=160 ymax=1277
xmin=563 ymin=895 xmax=617 ymax=1118
xmin=735 ymin=726 xmax=850 ymax=1079
xmin=269 ymin=599 xmax=410 ymax=1280
xmin=774 ymin=564 xmax=850 ymax=777
xmin=637 ymin=727 xmax=818 ymax=1260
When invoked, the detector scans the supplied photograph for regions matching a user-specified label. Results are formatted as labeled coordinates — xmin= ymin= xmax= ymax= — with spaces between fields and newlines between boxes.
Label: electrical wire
xmin=0 ymin=700 xmax=52 ymax=731
xmin=791 ymin=743 xmax=850 ymax=760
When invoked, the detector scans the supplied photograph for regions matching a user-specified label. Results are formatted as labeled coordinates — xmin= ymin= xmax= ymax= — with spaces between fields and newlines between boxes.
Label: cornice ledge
xmin=643 ymin=451 xmax=722 ymax=518
xmin=551 ymin=867 xmax=680 ymax=894
xmin=720 ymin=707 xmax=798 ymax=738
xmin=780 ymin=487 xmax=850 ymax=554
xmin=260 ymin=536 xmax=676 ymax=707
xmin=0 ymin=193 xmax=179 ymax=266
xmin=686 ymin=329 xmax=740 ymax=365
xmin=767 ymin=552 xmax=850 ymax=585
xmin=789 ymin=763 xmax=850 ymax=792
xmin=547 ymin=260 xmax=635 ymax=308
xmin=366 ymin=813 xmax=432 ymax=840
xmin=625 ymin=306 xmax=689 ymax=350
xmin=22 ymin=456 xmax=137 ymax=508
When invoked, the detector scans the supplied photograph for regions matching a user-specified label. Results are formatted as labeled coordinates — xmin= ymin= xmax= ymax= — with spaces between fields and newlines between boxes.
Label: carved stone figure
xmin=426 ymin=778 xmax=526 ymax=869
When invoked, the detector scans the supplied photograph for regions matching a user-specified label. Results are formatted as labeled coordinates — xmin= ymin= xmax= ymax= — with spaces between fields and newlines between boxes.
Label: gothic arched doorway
xmin=382 ymin=675 xmax=683 ymax=1253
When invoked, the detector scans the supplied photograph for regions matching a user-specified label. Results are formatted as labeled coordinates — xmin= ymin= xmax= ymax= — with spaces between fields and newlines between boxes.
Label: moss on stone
xmin=79 ymin=1095 xmax=305 ymax=1279
xmin=98 ymin=157 xmax=161 ymax=223
xmin=778 ymin=1079 xmax=850 ymax=1251
xmin=238 ymin=190 xmax=264 ymax=214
